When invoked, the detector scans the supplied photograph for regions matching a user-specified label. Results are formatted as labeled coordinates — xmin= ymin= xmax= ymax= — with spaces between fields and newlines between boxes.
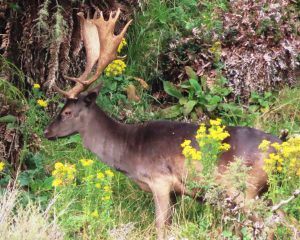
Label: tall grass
xmin=0 ymin=183 xmax=63 ymax=240
xmin=126 ymin=0 xmax=202 ymax=81
xmin=257 ymin=87 xmax=300 ymax=134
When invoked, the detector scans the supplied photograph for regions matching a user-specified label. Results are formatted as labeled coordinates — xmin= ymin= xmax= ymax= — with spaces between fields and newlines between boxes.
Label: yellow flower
xmin=102 ymin=195 xmax=111 ymax=201
xmin=105 ymin=169 xmax=114 ymax=177
xmin=208 ymin=126 xmax=230 ymax=141
xmin=52 ymin=178 xmax=63 ymax=187
xmin=117 ymin=38 xmax=127 ymax=53
xmin=95 ymin=183 xmax=101 ymax=188
xmin=277 ymin=166 xmax=283 ymax=172
xmin=51 ymin=162 xmax=76 ymax=187
xmin=271 ymin=142 xmax=281 ymax=151
xmin=37 ymin=99 xmax=48 ymax=108
xmin=91 ymin=210 xmax=99 ymax=218
xmin=0 ymin=162 xmax=5 ymax=171
xmin=103 ymin=185 xmax=111 ymax=192
xmin=196 ymin=124 xmax=206 ymax=139
xmin=258 ymin=140 xmax=271 ymax=151
xmin=97 ymin=172 xmax=104 ymax=179
xmin=209 ymin=118 xmax=222 ymax=126
xmin=219 ymin=143 xmax=231 ymax=151
xmin=54 ymin=162 xmax=64 ymax=170
xmin=80 ymin=159 xmax=94 ymax=167
xmin=181 ymin=139 xmax=191 ymax=148
xmin=104 ymin=59 xmax=126 ymax=77
xmin=33 ymin=83 xmax=40 ymax=89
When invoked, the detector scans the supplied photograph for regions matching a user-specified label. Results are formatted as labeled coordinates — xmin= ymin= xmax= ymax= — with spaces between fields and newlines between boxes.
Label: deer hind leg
xmin=149 ymin=178 xmax=173 ymax=240
xmin=240 ymin=169 xmax=273 ymax=240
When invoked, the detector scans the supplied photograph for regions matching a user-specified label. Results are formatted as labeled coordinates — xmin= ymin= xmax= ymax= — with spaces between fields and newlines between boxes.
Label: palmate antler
xmin=54 ymin=9 xmax=132 ymax=99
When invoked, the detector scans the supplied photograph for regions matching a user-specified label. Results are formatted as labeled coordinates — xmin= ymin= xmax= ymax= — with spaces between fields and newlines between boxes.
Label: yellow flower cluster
xmin=52 ymin=162 xmax=76 ymax=187
xmin=181 ymin=119 xmax=231 ymax=162
xmin=37 ymin=99 xmax=48 ymax=108
xmin=33 ymin=83 xmax=40 ymax=89
xmin=103 ymin=185 xmax=111 ymax=192
xmin=104 ymin=59 xmax=126 ymax=77
xmin=207 ymin=119 xmax=230 ymax=143
xmin=102 ymin=195 xmax=111 ymax=201
xmin=259 ymin=137 xmax=300 ymax=177
xmin=117 ymin=38 xmax=127 ymax=53
xmin=181 ymin=140 xmax=202 ymax=161
xmin=80 ymin=159 xmax=94 ymax=167
xmin=90 ymin=210 xmax=99 ymax=218
xmin=0 ymin=162 xmax=5 ymax=171
xmin=209 ymin=41 xmax=221 ymax=54
xmin=195 ymin=119 xmax=230 ymax=151
xmin=105 ymin=169 xmax=114 ymax=177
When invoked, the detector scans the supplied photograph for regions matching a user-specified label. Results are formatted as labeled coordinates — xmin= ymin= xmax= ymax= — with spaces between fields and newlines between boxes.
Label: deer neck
xmin=79 ymin=105 xmax=128 ymax=170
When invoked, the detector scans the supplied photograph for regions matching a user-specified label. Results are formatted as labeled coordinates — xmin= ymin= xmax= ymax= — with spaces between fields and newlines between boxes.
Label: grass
xmin=0 ymin=183 xmax=63 ymax=240
xmin=257 ymin=87 xmax=300 ymax=135
xmin=126 ymin=0 xmax=207 ymax=82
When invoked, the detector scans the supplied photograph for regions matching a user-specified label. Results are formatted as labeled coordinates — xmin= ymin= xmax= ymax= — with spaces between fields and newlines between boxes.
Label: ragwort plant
xmin=52 ymin=158 xmax=115 ymax=239
xmin=181 ymin=118 xmax=230 ymax=182
xmin=259 ymin=137 xmax=300 ymax=207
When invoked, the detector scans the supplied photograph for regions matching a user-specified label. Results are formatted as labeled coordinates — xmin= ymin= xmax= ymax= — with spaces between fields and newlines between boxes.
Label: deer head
xmin=44 ymin=9 xmax=131 ymax=139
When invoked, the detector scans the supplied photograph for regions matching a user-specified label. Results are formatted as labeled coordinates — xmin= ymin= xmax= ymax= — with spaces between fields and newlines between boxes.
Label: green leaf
xmin=206 ymin=104 xmax=217 ymax=112
xmin=160 ymin=105 xmax=182 ymax=119
xmin=163 ymin=81 xmax=183 ymax=99
xmin=264 ymin=91 xmax=272 ymax=98
xmin=189 ymin=78 xmax=202 ymax=94
xmin=209 ymin=95 xmax=222 ymax=105
xmin=0 ymin=115 xmax=16 ymax=123
xmin=18 ymin=172 xmax=31 ymax=187
xmin=185 ymin=66 xmax=198 ymax=80
xmin=183 ymin=100 xmax=197 ymax=116
xmin=179 ymin=97 xmax=188 ymax=105
xmin=221 ymin=103 xmax=244 ymax=116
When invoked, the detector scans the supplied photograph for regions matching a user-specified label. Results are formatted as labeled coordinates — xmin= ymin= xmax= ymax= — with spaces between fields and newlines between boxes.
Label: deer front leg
xmin=150 ymin=180 xmax=172 ymax=240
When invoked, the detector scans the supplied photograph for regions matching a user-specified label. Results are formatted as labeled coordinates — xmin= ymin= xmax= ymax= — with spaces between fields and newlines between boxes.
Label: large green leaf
xmin=163 ymin=81 xmax=183 ymax=99
xmin=160 ymin=105 xmax=182 ymax=119
xmin=183 ymin=100 xmax=197 ymax=116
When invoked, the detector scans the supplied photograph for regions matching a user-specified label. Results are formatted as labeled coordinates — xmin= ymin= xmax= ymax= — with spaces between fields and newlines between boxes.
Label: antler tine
xmin=62 ymin=12 xmax=100 ymax=87
xmin=74 ymin=8 xmax=132 ymax=87
xmin=53 ymin=85 xmax=72 ymax=98
xmin=54 ymin=8 xmax=131 ymax=99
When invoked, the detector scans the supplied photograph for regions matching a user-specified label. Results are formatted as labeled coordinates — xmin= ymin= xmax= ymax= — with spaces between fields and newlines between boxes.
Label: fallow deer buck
xmin=45 ymin=9 xmax=282 ymax=239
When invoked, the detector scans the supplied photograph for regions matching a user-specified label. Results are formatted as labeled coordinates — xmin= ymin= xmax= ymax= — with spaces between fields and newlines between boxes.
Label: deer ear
xmin=83 ymin=82 xmax=103 ymax=105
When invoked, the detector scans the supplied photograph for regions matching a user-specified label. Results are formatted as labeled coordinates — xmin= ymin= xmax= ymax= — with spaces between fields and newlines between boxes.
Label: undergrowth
xmin=1 ymin=0 xmax=300 ymax=239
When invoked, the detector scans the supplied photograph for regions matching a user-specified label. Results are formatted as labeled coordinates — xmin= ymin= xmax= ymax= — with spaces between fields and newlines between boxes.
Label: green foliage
xmin=161 ymin=65 xmax=279 ymax=126
xmin=97 ymin=75 xmax=157 ymax=123
xmin=52 ymin=158 xmax=115 ymax=239
xmin=161 ymin=68 xmax=230 ymax=120
xmin=258 ymin=87 xmax=300 ymax=134
xmin=0 ymin=55 xmax=26 ymax=103
xmin=126 ymin=0 xmax=228 ymax=80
